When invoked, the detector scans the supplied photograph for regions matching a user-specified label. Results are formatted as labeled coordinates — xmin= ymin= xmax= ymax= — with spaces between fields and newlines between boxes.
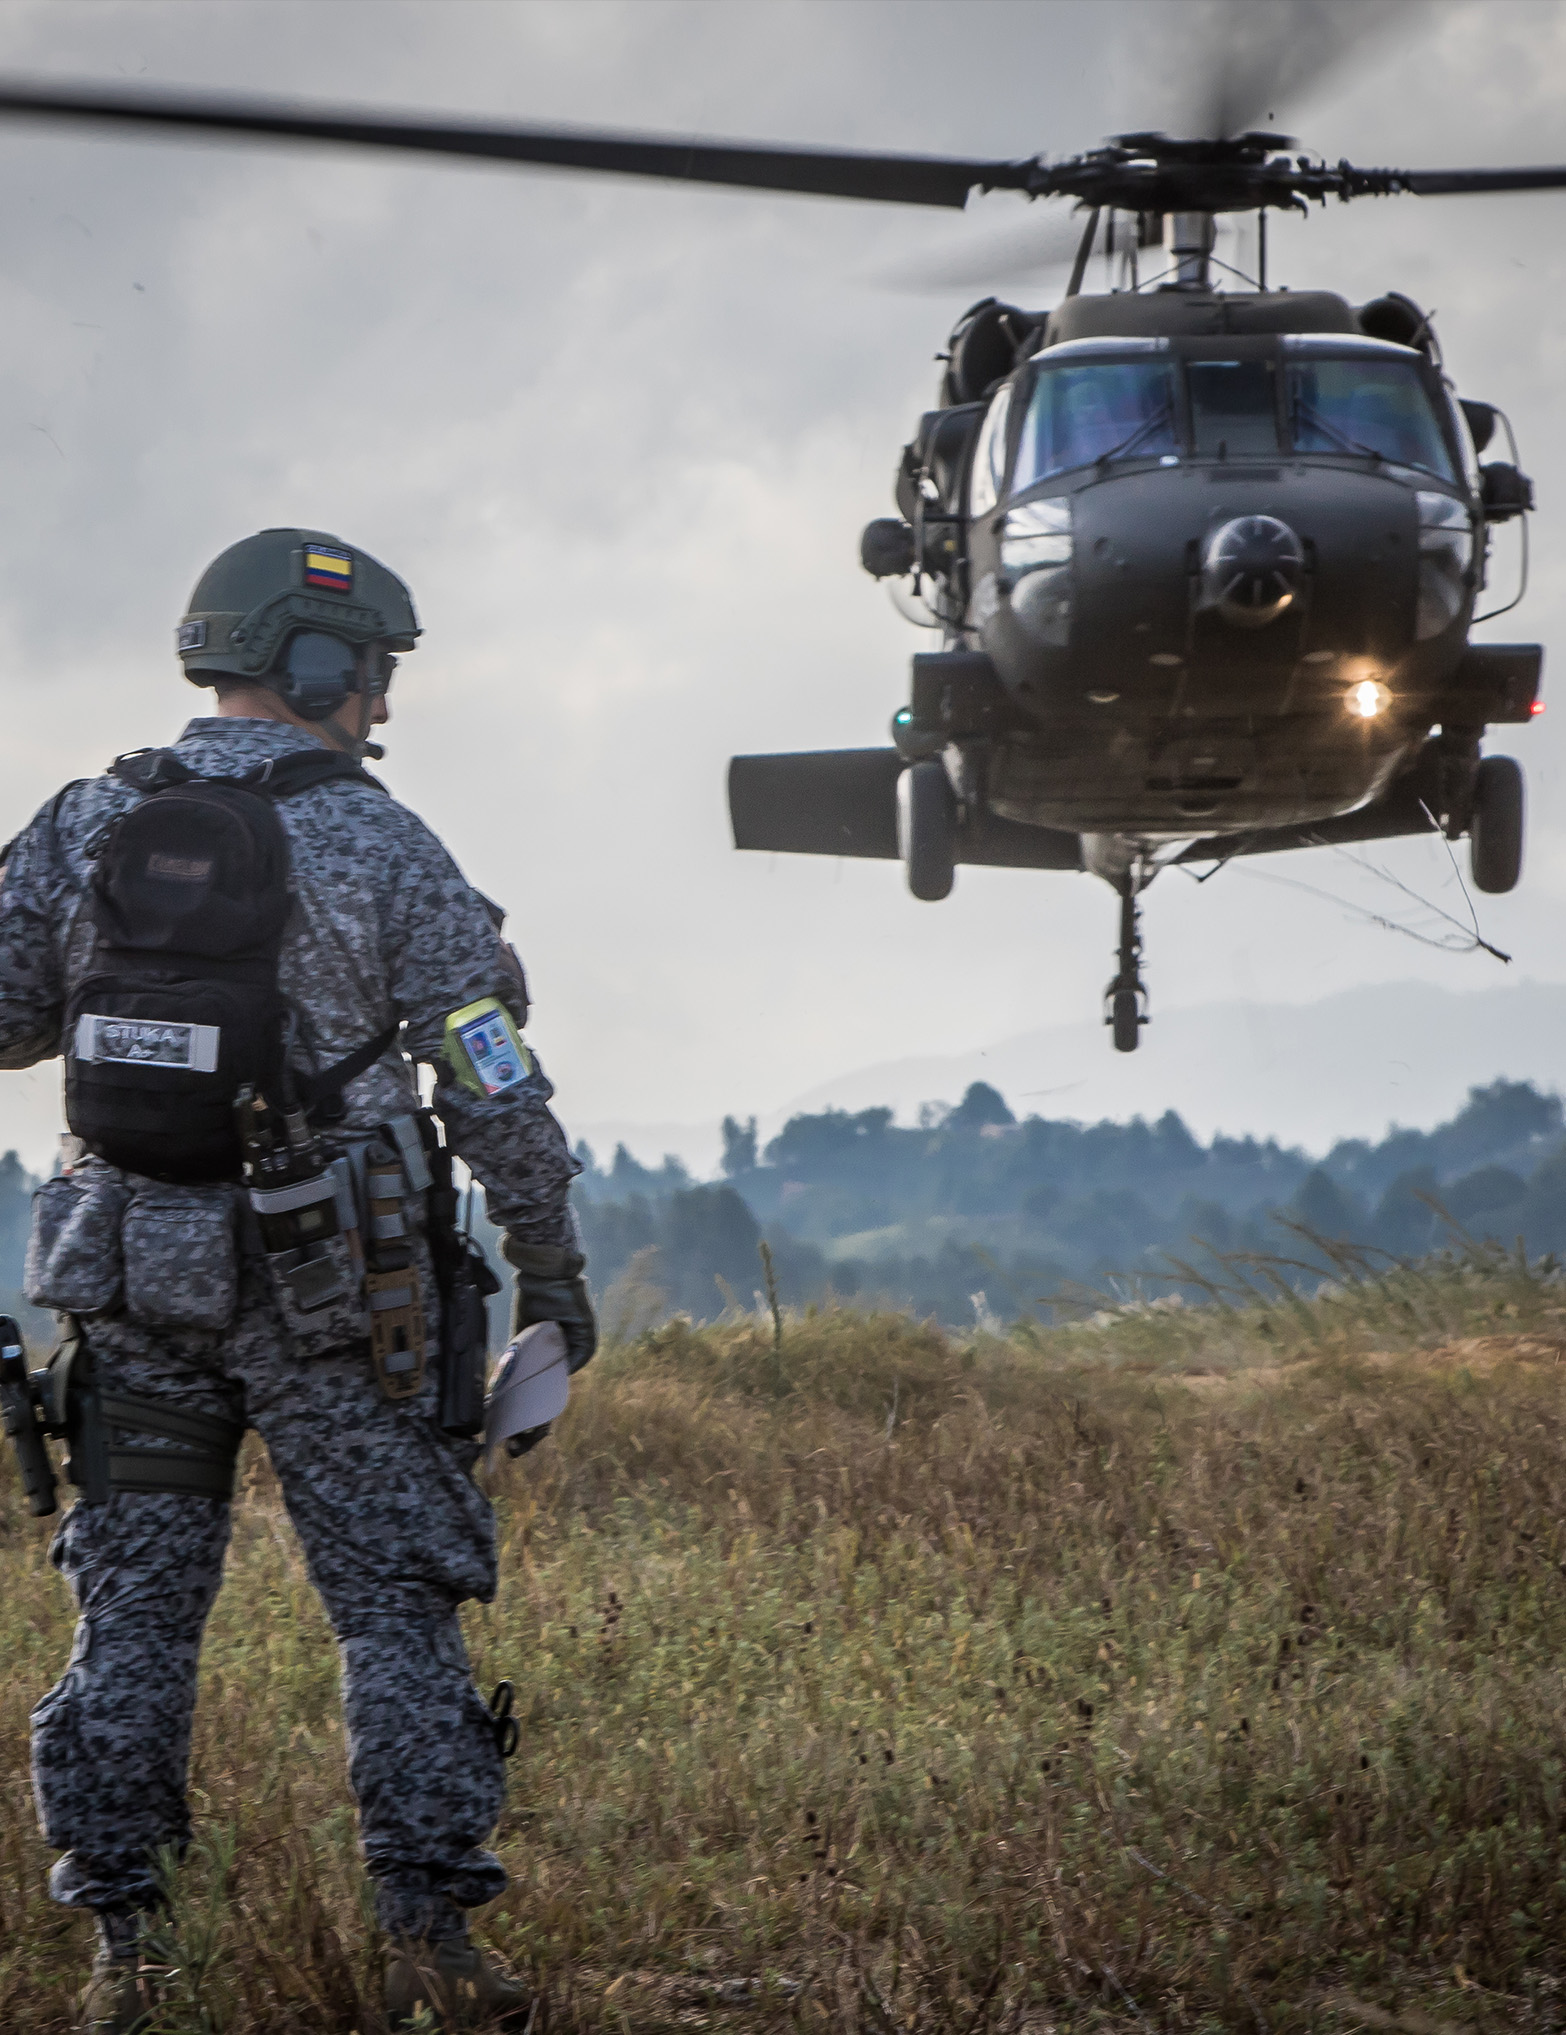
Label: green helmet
xmin=176 ymin=527 xmax=420 ymax=685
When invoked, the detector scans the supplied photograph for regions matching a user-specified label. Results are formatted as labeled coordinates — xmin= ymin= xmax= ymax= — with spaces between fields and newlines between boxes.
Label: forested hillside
xmin=573 ymin=1078 xmax=1566 ymax=1324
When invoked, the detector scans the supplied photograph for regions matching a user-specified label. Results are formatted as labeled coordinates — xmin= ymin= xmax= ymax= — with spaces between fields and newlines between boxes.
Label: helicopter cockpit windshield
xmin=1013 ymin=347 xmax=1178 ymax=492
xmin=1282 ymin=345 xmax=1456 ymax=481
xmin=1005 ymin=336 xmax=1460 ymax=496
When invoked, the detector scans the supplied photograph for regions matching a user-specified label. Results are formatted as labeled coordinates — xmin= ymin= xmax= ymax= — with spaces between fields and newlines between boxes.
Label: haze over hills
xmin=569 ymin=1069 xmax=1566 ymax=1326
xmin=4 ymin=981 xmax=1560 ymax=1186
xmin=8 ymin=982 xmax=1566 ymax=1333
xmin=573 ymin=979 xmax=1566 ymax=1174
xmin=782 ymin=980 xmax=1566 ymax=1147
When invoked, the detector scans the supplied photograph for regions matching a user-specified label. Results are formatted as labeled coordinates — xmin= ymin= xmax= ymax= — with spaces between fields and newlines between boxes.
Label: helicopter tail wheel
xmin=1103 ymin=881 xmax=1148 ymax=1053
xmin=898 ymin=760 xmax=956 ymax=901
xmin=1470 ymin=755 xmax=1524 ymax=895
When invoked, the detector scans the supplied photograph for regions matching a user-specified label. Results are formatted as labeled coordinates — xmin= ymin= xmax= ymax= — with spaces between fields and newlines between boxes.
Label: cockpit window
xmin=1013 ymin=360 xmax=1178 ymax=490
xmin=968 ymin=382 xmax=1013 ymax=517
xmin=1286 ymin=358 xmax=1455 ymax=479
xmin=1188 ymin=360 xmax=1279 ymax=458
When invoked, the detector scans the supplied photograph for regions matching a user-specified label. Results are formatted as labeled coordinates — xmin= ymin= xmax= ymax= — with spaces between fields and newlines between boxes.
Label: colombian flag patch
xmin=303 ymin=545 xmax=353 ymax=593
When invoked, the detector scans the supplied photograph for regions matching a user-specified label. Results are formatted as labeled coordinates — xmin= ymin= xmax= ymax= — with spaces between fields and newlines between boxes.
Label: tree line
xmin=3 ymin=1077 xmax=1563 ymax=1332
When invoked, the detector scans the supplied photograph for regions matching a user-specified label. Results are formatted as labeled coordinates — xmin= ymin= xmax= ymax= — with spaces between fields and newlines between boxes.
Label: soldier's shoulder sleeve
xmin=378 ymin=803 xmax=513 ymax=1053
xmin=382 ymin=803 xmax=579 ymax=1252
xmin=0 ymin=776 xmax=109 ymax=1068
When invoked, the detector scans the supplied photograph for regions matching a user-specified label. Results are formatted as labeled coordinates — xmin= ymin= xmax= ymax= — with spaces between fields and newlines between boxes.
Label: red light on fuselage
xmin=1532 ymin=700 xmax=1546 ymax=716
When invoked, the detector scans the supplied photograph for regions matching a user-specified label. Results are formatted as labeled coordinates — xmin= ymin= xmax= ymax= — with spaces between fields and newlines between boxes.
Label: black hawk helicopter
xmin=0 ymin=31 xmax=1553 ymax=1051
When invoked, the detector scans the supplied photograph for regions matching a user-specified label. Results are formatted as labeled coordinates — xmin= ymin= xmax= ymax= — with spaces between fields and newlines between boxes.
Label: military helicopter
xmin=733 ymin=176 xmax=1543 ymax=1051
xmin=0 ymin=26 xmax=1555 ymax=1051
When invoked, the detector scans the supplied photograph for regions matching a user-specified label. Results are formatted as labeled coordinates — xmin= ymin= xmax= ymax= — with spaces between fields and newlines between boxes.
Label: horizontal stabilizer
xmin=729 ymin=749 xmax=901 ymax=859
xmin=729 ymin=748 xmax=1081 ymax=872
xmin=1437 ymin=642 xmax=1542 ymax=724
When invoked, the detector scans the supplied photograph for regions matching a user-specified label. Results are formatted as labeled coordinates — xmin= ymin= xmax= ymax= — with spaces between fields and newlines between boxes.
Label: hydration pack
xmin=64 ymin=748 xmax=395 ymax=1183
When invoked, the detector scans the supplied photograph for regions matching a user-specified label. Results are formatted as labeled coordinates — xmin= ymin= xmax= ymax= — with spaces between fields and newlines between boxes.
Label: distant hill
xmin=781 ymin=979 xmax=1566 ymax=1152
xmin=573 ymin=1075 xmax=1566 ymax=1328
xmin=564 ymin=979 xmax=1566 ymax=1180
xmin=10 ymin=1048 xmax=1566 ymax=1339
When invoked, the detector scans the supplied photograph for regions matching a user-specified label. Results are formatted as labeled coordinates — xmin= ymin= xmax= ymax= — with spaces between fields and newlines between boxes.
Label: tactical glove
xmin=501 ymin=1239 xmax=598 ymax=1375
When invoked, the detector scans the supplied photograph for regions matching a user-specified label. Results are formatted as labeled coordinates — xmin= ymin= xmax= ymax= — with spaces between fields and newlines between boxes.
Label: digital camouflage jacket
xmin=0 ymin=717 xmax=577 ymax=1246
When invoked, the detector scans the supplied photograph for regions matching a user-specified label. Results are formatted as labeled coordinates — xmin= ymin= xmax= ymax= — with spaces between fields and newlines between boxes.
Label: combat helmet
xmin=176 ymin=527 xmax=420 ymax=685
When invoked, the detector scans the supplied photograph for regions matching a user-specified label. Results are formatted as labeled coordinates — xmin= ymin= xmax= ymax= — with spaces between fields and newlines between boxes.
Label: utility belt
xmin=10 ymin=1111 xmax=498 ymax=1508
xmin=242 ymin=1103 xmax=497 ymax=1429
xmin=246 ymin=1111 xmax=434 ymax=1388
xmin=234 ymin=1101 xmax=498 ymax=1427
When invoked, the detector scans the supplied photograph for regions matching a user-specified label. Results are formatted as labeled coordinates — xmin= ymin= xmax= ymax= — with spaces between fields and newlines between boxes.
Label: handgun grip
xmin=1 ymin=1338 xmax=59 ymax=1518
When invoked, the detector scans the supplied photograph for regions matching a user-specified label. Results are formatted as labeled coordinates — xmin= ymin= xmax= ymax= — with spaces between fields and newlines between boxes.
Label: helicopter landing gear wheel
xmin=1470 ymin=755 xmax=1524 ymax=895
xmin=898 ymin=760 xmax=956 ymax=901
xmin=1111 ymin=989 xmax=1141 ymax=1053
xmin=1103 ymin=880 xmax=1148 ymax=1053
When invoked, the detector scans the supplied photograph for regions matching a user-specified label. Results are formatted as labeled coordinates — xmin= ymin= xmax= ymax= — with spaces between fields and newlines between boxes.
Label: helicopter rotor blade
xmin=1400 ymin=165 xmax=1566 ymax=196
xmin=0 ymin=78 xmax=1033 ymax=211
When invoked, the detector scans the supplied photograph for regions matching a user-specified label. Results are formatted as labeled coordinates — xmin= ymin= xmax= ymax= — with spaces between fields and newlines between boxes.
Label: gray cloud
xmin=1 ymin=0 xmax=1564 ymax=1171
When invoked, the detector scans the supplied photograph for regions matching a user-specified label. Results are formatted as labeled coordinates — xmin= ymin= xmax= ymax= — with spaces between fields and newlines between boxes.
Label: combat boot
xmin=77 ymin=1948 xmax=164 ymax=2035
xmin=385 ymin=1933 xmax=534 ymax=2029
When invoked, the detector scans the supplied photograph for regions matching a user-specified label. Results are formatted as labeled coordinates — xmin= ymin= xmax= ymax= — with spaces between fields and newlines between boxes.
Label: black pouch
xmin=67 ymin=972 xmax=285 ymax=1184
xmin=439 ymin=1237 xmax=498 ymax=1437
xmin=417 ymin=1110 xmax=500 ymax=1436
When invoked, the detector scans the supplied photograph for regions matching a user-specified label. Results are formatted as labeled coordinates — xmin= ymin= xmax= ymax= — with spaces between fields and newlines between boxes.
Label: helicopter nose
xmin=1200 ymin=515 xmax=1305 ymax=631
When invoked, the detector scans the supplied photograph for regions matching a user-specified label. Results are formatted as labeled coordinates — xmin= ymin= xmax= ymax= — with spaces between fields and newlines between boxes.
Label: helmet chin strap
xmin=314 ymin=686 xmax=378 ymax=760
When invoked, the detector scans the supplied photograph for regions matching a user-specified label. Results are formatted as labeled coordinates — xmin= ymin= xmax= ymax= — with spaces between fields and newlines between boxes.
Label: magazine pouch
xmin=264 ymin=1223 xmax=371 ymax=1362
xmin=123 ymin=1182 xmax=241 ymax=1333
xmin=23 ymin=1172 xmax=129 ymax=1316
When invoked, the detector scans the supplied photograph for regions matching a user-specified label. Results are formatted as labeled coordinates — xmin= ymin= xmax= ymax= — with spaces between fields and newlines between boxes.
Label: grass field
xmin=7 ymin=1248 xmax=1566 ymax=2033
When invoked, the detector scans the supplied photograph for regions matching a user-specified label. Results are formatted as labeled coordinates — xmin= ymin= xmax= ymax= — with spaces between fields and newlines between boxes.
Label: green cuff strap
xmin=501 ymin=1238 xmax=585 ymax=1281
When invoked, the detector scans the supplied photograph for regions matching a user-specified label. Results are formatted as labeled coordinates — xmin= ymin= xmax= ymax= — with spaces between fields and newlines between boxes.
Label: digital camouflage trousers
xmin=29 ymin=1246 xmax=508 ymax=1941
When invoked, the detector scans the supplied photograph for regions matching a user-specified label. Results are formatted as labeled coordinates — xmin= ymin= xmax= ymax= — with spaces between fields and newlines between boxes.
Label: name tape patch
xmin=177 ymin=619 xmax=207 ymax=652
xmin=145 ymin=852 xmax=214 ymax=883
xmin=74 ymin=1014 xmax=220 ymax=1074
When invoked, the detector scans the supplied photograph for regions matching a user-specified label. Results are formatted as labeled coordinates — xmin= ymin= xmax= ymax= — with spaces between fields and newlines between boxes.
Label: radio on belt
xmin=444 ymin=996 xmax=534 ymax=1099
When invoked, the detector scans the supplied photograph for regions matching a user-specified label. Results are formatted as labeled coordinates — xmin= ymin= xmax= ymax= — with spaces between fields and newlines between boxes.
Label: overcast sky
xmin=2 ymin=0 xmax=1566 ymax=1172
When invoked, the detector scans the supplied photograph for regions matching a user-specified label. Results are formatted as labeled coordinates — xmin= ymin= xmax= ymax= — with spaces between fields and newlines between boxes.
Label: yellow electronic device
xmin=444 ymin=996 xmax=535 ymax=1099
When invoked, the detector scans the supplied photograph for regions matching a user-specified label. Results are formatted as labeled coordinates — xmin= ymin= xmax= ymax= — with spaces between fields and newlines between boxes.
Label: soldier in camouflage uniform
xmin=0 ymin=529 xmax=596 ymax=2032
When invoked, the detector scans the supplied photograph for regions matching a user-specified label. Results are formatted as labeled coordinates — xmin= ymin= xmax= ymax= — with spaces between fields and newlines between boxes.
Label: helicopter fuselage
xmin=971 ymin=450 xmax=1451 ymax=838
xmin=942 ymin=318 xmax=1495 ymax=847
xmin=731 ymin=274 xmax=1537 ymax=1051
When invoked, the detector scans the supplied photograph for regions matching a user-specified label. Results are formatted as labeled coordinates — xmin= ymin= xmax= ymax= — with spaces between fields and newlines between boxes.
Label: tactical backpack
xmin=64 ymin=748 xmax=396 ymax=1183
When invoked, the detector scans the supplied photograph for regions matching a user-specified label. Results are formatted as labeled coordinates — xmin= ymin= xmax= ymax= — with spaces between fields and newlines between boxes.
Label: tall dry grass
xmin=5 ymin=1251 xmax=1566 ymax=2031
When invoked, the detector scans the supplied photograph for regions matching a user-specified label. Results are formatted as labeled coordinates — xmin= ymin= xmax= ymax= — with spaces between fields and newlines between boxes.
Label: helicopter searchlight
xmin=1348 ymin=678 xmax=1393 ymax=722
xmin=0 ymin=15 xmax=1551 ymax=1050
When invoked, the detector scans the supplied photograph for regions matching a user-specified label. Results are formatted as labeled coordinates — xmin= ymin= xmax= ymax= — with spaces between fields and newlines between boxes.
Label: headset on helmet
xmin=176 ymin=527 xmax=419 ymax=718
xmin=272 ymin=632 xmax=400 ymax=722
